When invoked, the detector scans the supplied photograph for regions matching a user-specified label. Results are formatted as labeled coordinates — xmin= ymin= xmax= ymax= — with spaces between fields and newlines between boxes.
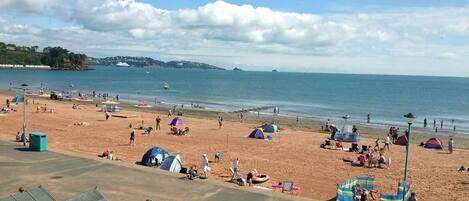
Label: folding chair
xmin=282 ymin=181 xmax=293 ymax=193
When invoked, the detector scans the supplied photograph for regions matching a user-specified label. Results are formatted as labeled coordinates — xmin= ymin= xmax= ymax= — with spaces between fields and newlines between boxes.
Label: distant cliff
xmin=91 ymin=56 xmax=225 ymax=70
xmin=0 ymin=42 xmax=89 ymax=70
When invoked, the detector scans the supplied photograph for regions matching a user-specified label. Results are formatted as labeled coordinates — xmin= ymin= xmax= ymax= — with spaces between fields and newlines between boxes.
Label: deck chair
xmin=282 ymin=181 xmax=293 ymax=193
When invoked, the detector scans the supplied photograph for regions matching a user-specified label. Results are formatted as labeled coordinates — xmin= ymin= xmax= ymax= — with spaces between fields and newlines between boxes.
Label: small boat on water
xmin=135 ymin=102 xmax=153 ymax=108
xmin=163 ymin=82 xmax=170 ymax=90
xmin=116 ymin=62 xmax=130 ymax=67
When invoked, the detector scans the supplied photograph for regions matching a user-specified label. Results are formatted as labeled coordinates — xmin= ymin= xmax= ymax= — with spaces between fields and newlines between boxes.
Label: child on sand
xmin=130 ymin=130 xmax=135 ymax=145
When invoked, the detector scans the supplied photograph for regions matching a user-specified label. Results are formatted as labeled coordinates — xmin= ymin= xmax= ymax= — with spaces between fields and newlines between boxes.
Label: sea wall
xmin=0 ymin=64 xmax=51 ymax=70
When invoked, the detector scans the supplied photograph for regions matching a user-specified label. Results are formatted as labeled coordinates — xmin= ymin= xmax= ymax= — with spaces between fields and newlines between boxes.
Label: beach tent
xmin=424 ymin=137 xmax=443 ymax=149
xmin=170 ymin=117 xmax=184 ymax=127
xmin=264 ymin=124 xmax=278 ymax=133
xmin=160 ymin=154 xmax=182 ymax=173
xmin=334 ymin=125 xmax=360 ymax=142
xmin=248 ymin=129 xmax=265 ymax=139
xmin=141 ymin=147 xmax=169 ymax=166
xmin=395 ymin=135 xmax=408 ymax=146
xmin=11 ymin=95 xmax=25 ymax=103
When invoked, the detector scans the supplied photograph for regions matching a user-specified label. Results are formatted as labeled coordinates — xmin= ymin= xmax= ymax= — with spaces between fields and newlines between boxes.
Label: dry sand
xmin=1 ymin=93 xmax=468 ymax=201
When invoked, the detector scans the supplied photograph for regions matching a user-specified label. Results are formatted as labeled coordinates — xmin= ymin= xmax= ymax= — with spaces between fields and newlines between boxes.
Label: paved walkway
xmin=0 ymin=141 xmax=308 ymax=201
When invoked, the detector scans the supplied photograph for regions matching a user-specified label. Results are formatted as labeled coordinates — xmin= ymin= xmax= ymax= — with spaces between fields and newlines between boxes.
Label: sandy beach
xmin=1 ymin=92 xmax=468 ymax=201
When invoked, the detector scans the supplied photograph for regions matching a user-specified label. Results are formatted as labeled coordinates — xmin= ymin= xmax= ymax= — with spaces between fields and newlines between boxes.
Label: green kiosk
xmin=29 ymin=132 xmax=48 ymax=152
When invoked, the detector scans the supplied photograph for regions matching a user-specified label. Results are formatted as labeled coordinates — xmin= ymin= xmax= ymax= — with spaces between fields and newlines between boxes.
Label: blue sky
xmin=1 ymin=0 xmax=469 ymax=76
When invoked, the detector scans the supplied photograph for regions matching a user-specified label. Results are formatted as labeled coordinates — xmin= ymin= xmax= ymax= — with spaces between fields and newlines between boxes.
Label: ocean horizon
xmin=1 ymin=65 xmax=468 ymax=133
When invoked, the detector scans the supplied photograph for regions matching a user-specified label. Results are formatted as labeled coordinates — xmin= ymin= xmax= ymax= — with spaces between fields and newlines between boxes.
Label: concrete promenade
xmin=0 ymin=141 xmax=309 ymax=201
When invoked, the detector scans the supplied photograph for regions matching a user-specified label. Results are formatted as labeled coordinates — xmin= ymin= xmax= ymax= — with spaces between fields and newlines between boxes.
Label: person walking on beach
xmin=374 ymin=138 xmax=380 ymax=149
xmin=453 ymin=125 xmax=456 ymax=132
xmin=433 ymin=120 xmax=436 ymax=128
xmin=423 ymin=118 xmax=427 ymax=128
xmin=167 ymin=109 xmax=172 ymax=117
xmin=240 ymin=113 xmax=244 ymax=121
xmin=367 ymin=114 xmax=370 ymax=123
xmin=105 ymin=112 xmax=110 ymax=120
xmin=21 ymin=132 xmax=27 ymax=146
xmin=218 ymin=116 xmax=223 ymax=128
xmin=156 ymin=116 xmax=161 ymax=130
xmin=448 ymin=137 xmax=454 ymax=154
xmin=231 ymin=158 xmax=240 ymax=180
xmin=435 ymin=127 xmax=438 ymax=133
xmin=202 ymin=154 xmax=210 ymax=178
xmin=129 ymin=130 xmax=135 ymax=145
xmin=384 ymin=135 xmax=391 ymax=150
xmin=441 ymin=120 xmax=444 ymax=129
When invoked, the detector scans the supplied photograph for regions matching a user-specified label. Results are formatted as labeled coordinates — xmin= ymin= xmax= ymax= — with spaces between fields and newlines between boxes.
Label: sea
xmin=1 ymin=65 xmax=468 ymax=134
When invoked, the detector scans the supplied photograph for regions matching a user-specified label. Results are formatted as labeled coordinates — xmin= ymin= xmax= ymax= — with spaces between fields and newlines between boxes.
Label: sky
xmin=1 ymin=0 xmax=469 ymax=76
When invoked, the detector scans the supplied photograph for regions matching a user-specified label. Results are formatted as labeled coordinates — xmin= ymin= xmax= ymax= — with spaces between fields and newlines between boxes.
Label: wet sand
xmin=1 ymin=93 xmax=468 ymax=200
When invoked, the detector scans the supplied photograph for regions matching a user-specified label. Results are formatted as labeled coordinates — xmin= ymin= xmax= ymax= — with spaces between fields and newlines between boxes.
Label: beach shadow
xmin=437 ymin=152 xmax=451 ymax=154
xmin=50 ymin=175 xmax=63 ymax=179
xmin=326 ymin=197 xmax=337 ymax=201
xmin=96 ymin=120 xmax=106 ymax=122
xmin=14 ymin=147 xmax=31 ymax=152
xmin=460 ymin=181 xmax=469 ymax=185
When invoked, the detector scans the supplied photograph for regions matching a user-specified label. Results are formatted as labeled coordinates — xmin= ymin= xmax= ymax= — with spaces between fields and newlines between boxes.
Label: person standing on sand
xmin=433 ymin=120 xmax=436 ymax=128
xmin=240 ymin=113 xmax=244 ymax=121
xmin=453 ymin=125 xmax=456 ymax=132
xmin=129 ymin=130 xmax=135 ymax=145
xmin=408 ymin=192 xmax=417 ymax=201
xmin=218 ymin=116 xmax=223 ymax=128
xmin=202 ymin=154 xmax=210 ymax=178
xmin=423 ymin=118 xmax=427 ymax=128
xmin=384 ymin=135 xmax=391 ymax=150
xmin=168 ymin=109 xmax=172 ymax=117
xmin=441 ymin=120 xmax=444 ymax=129
xmin=367 ymin=114 xmax=370 ymax=123
xmin=105 ymin=112 xmax=110 ymax=120
xmin=448 ymin=138 xmax=454 ymax=154
xmin=156 ymin=116 xmax=161 ymax=130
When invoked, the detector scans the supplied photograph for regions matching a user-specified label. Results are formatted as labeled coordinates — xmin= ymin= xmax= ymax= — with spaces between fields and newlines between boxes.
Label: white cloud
xmin=0 ymin=0 xmax=60 ymax=13
xmin=1 ymin=0 xmax=469 ymax=76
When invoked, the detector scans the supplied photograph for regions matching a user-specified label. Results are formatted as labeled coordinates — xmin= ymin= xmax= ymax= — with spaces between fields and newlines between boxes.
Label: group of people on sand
xmin=352 ymin=183 xmax=377 ymax=201
xmin=346 ymin=145 xmax=390 ymax=168
xmin=99 ymin=150 xmax=119 ymax=161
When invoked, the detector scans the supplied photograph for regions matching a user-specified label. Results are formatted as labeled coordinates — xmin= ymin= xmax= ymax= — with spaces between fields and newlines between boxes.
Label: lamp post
xmin=403 ymin=112 xmax=415 ymax=201
xmin=21 ymin=83 xmax=28 ymax=136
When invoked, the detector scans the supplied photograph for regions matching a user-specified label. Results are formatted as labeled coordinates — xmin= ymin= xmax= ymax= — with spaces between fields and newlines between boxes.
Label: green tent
xmin=264 ymin=124 xmax=278 ymax=133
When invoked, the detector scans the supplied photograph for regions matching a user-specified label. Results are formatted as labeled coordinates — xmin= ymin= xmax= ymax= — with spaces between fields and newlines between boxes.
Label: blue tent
xmin=334 ymin=125 xmax=360 ymax=142
xmin=12 ymin=95 xmax=25 ymax=103
xmin=160 ymin=154 xmax=182 ymax=173
xmin=141 ymin=147 xmax=169 ymax=166
xmin=264 ymin=124 xmax=278 ymax=133
xmin=248 ymin=129 xmax=265 ymax=139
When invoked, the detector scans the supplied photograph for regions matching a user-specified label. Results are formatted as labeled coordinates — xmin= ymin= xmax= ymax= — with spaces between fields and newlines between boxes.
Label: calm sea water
xmin=1 ymin=66 xmax=468 ymax=133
